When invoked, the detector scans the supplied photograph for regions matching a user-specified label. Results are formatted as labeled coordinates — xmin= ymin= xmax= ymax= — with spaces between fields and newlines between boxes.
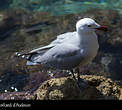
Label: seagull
xmin=15 ymin=18 xmax=108 ymax=89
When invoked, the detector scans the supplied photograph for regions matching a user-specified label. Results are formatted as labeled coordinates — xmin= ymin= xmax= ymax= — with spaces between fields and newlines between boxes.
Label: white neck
xmin=77 ymin=30 xmax=99 ymax=49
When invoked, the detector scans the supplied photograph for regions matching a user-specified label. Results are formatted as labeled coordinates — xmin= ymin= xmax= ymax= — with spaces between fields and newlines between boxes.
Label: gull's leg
xmin=70 ymin=69 xmax=84 ymax=91
xmin=70 ymin=69 xmax=77 ymax=82
xmin=76 ymin=68 xmax=80 ymax=82
xmin=76 ymin=68 xmax=87 ymax=90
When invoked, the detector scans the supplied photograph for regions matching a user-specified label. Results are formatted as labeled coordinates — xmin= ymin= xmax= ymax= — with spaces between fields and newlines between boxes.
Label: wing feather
xmin=29 ymin=32 xmax=76 ymax=54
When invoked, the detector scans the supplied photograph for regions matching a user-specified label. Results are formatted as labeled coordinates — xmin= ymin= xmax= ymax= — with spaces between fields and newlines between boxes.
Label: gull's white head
xmin=76 ymin=18 xmax=108 ymax=34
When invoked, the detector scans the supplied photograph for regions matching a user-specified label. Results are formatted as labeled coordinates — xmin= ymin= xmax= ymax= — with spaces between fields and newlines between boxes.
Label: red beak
xmin=96 ymin=26 xmax=108 ymax=32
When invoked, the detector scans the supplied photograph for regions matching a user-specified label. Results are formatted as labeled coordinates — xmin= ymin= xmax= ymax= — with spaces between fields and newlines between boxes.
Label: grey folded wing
xmin=26 ymin=32 xmax=77 ymax=66
xmin=28 ymin=44 xmax=82 ymax=69
xmin=29 ymin=32 xmax=76 ymax=54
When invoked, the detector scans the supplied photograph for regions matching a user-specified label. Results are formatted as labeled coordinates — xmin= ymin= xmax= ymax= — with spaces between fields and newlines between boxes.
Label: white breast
xmin=79 ymin=32 xmax=99 ymax=66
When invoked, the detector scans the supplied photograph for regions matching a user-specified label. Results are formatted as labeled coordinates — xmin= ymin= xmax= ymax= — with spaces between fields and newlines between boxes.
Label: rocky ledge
xmin=35 ymin=75 xmax=122 ymax=100
xmin=0 ymin=75 xmax=122 ymax=100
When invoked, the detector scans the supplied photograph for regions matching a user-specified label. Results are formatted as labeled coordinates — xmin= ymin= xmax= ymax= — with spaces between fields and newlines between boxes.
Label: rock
xmin=0 ymin=75 xmax=122 ymax=100
xmin=35 ymin=75 xmax=122 ymax=100
xmin=0 ymin=91 xmax=35 ymax=100
xmin=0 ymin=72 xmax=29 ymax=92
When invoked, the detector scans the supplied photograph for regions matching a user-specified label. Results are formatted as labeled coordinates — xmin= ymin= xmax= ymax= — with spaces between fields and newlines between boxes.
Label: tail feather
xmin=15 ymin=49 xmax=50 ymax=66
xmin=15 ymin=52 xmax=31 ymax=60
xmin=15 ymin=52 xmax=40 ymax=66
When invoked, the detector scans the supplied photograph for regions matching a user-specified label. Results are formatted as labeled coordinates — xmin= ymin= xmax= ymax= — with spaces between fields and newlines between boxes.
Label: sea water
xmin=0 ymin=0 xmax=122 ymax=15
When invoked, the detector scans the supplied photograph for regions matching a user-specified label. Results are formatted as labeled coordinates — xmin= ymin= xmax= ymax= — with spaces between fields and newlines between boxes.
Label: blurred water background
xmin=0 ymin=0 xmax=122 ymax=93
xmin=0 ymin=0 xmax=122 ymax=15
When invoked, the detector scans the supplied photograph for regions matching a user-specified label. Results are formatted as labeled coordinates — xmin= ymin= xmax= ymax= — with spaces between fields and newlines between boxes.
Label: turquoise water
xmin=0 ymin=0 xmax=122 ymax=15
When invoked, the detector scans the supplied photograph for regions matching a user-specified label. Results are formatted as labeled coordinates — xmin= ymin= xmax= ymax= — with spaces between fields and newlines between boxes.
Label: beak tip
xmin=96 ymin=26 xmax=108 ymax=32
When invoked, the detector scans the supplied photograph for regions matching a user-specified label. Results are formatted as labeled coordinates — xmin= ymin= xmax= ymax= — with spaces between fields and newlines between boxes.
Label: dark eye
xmin=88 ymin=25 xmax=91 ymax=27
